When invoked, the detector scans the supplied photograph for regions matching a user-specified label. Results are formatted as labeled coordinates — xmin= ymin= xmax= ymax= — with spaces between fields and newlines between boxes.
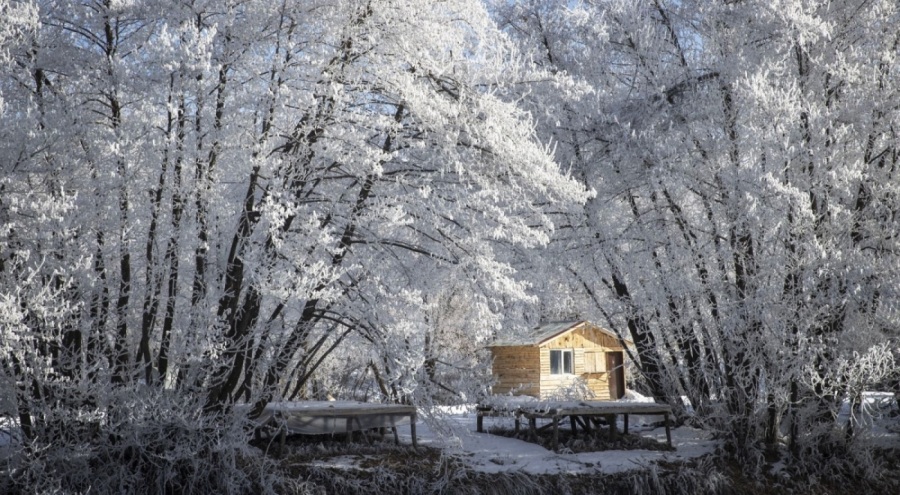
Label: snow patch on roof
xmin=490 ymin=320 xmax=582 ymax=347
xmin=490 ymin=320 xmax=626 ymax=347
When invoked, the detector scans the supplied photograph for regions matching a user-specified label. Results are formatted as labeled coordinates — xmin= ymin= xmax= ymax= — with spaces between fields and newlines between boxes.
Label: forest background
xmin=1 ymin=0 xmax=898 ymax=492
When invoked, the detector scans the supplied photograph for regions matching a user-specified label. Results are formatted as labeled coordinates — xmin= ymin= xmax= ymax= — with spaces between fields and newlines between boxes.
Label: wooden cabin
xmin=489 ymin=320 xmax=629 ymax=400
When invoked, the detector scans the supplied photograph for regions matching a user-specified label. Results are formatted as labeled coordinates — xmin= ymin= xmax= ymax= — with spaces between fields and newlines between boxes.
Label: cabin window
xmin=550 ymin=349 xmax=573 ymax=375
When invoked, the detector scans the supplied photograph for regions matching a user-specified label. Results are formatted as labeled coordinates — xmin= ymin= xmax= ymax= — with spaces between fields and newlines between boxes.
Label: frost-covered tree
xmin=493 ymin=0 xmax=900 ymax=470
xmin=0 ymin=0 xmax=587 ymax=491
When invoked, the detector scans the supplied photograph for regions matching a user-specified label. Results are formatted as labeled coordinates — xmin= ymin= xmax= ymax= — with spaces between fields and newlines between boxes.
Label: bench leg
xmin=410 ymin=414 xmax=418 ymax=449
xmin=477 ymin=414 xmax=484 ymax=433
xmin=357 ymin=418 xmax=371 ymax=445
xmin=278 ymin=425 xmax=287 ymax=458
xmin=552 ymin=416 xmax=559 ymax=452
xmin=624 ymin=414 xmax=629 ymax=435
xmin=570 ymin=415 xmax=578 ymax=438
xmin=606 ymin=414 xmax=616 ymax=441
xmin=664 ymin=412 xmax=672 ymax=448
xmin=346 ymin=418 xmax=353 ymax=444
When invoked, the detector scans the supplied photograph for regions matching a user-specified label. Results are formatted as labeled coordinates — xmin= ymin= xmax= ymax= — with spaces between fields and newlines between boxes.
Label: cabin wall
xmin=542 ymin=324 xmax=622 ymax=350
xmin=538 ymin=347 xmax=579 ymax=397
xmin=539 ymin=324 xmax=624 ymax=400
xmin=584 ymin=373 xmax=612 ymax=401
xmin=490 ymin=322 xmax=628 ymax=400
xmin=490 ymin=346 xmax=540 ymax=397
xmin=536 ymin=348 xmax=613 ymax=400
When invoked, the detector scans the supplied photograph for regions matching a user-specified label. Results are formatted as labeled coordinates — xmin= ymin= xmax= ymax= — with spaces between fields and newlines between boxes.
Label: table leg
xmin=664 ymin=412 xmax=672 ymax=448
xmin=606 ymin=414 xmax=616 ymax=441
xmin=357 ymin=417 xmax=371 ymax=445
xmin=346 ymin=417 xmax=353 ymax=444
xmin=552 ymin=416 xmax=559 ymax=452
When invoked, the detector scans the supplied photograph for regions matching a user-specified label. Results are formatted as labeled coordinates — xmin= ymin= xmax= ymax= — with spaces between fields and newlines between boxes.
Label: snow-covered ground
xmin=0 ymin=417 xmax=18 ymax=467
xmin=836 ymin=391 xmax=900 ymax=448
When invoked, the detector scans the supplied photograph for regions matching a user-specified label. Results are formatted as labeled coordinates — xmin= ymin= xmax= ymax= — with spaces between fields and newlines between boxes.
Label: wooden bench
xmin=242 ymin=401 xmax=418 ymax=454
xmin=477 ymin=400 xmax=673 ymax=452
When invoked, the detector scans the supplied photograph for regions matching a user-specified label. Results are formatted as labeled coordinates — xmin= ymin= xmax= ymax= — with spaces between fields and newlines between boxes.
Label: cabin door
xmin=606 ymin=352 xmax=625 ymax=399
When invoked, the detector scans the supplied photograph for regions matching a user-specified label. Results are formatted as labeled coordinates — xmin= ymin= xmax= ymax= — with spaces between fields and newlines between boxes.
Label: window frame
xmin=549 ymin=349 xmax=574 ymax=375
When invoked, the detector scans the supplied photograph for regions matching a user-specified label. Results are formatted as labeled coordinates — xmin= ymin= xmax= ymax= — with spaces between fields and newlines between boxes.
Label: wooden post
xmin=552 ymin=415 xmax=559 ymax=452
xmin=623 ymin=413 xmax=629 ymax=435
xmin=346 ymin=417 xmax=353 ymax=444
xmin=356 ymin=417 xmax=371 ymax=445
xmin=410 ymin=412 xmax=418 ymax=449
xmin=514 ymin=416 xmax=520 ymax=434
xmin=278 ymin=424 xmax=287 ymax=458
xmin=606 ymin=414 xmax=616 ymax=441
xmin=664 ymin=412 xmax=672 ymax=448
xmin=529 ymin=416 xmax=537 ymax=441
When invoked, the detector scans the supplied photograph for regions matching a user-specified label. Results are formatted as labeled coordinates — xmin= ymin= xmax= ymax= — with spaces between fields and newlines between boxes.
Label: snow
xmin=305 ymin=455 xmax=372 ymax=471
xmin=0 ymin=417 xmax=19 ymax=466
xmin=479 ymin=390 xmax=671 ymax=428
xmin=246 ymin=400 xmax=417 ymax=414
xmin=479 ymin=397 xmax=671 ymax=416
xmin=236 ymin=401 xmax=415 ymax=435
xmin=0 ymin=418 xmax=14 ymax=447
xmin=837 ymin=391 xmax=897 ymax=421
xmin=836 ymin=391 xmax=900 ymax=448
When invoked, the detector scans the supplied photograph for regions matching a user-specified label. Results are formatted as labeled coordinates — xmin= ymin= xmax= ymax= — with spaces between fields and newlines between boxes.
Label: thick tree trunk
xmin=157 ymin=90 xmax=187 ymax=383
xmin=607 ymin=269 xmax=666 ymax=402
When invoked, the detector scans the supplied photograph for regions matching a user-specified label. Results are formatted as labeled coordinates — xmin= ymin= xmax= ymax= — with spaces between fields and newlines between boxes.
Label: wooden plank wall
xmin=539 ymin=344 xmax=578 ymax=397
xmin=539 ymin=324 xmax=622 ymax=400
xmin=583 ymin=373 xmax=612 ymax=401
xmin=542 ymin=324 xmax=623 ymax=351
xmin=490 ymin=323 xmax=626 ymax=400
xmin=490 ymin=346 xmax=540 ymax=397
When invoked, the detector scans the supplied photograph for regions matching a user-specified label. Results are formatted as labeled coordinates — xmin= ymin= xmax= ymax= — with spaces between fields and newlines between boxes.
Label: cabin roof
xmin=489 ymin=320 xmax=627 ymax=347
